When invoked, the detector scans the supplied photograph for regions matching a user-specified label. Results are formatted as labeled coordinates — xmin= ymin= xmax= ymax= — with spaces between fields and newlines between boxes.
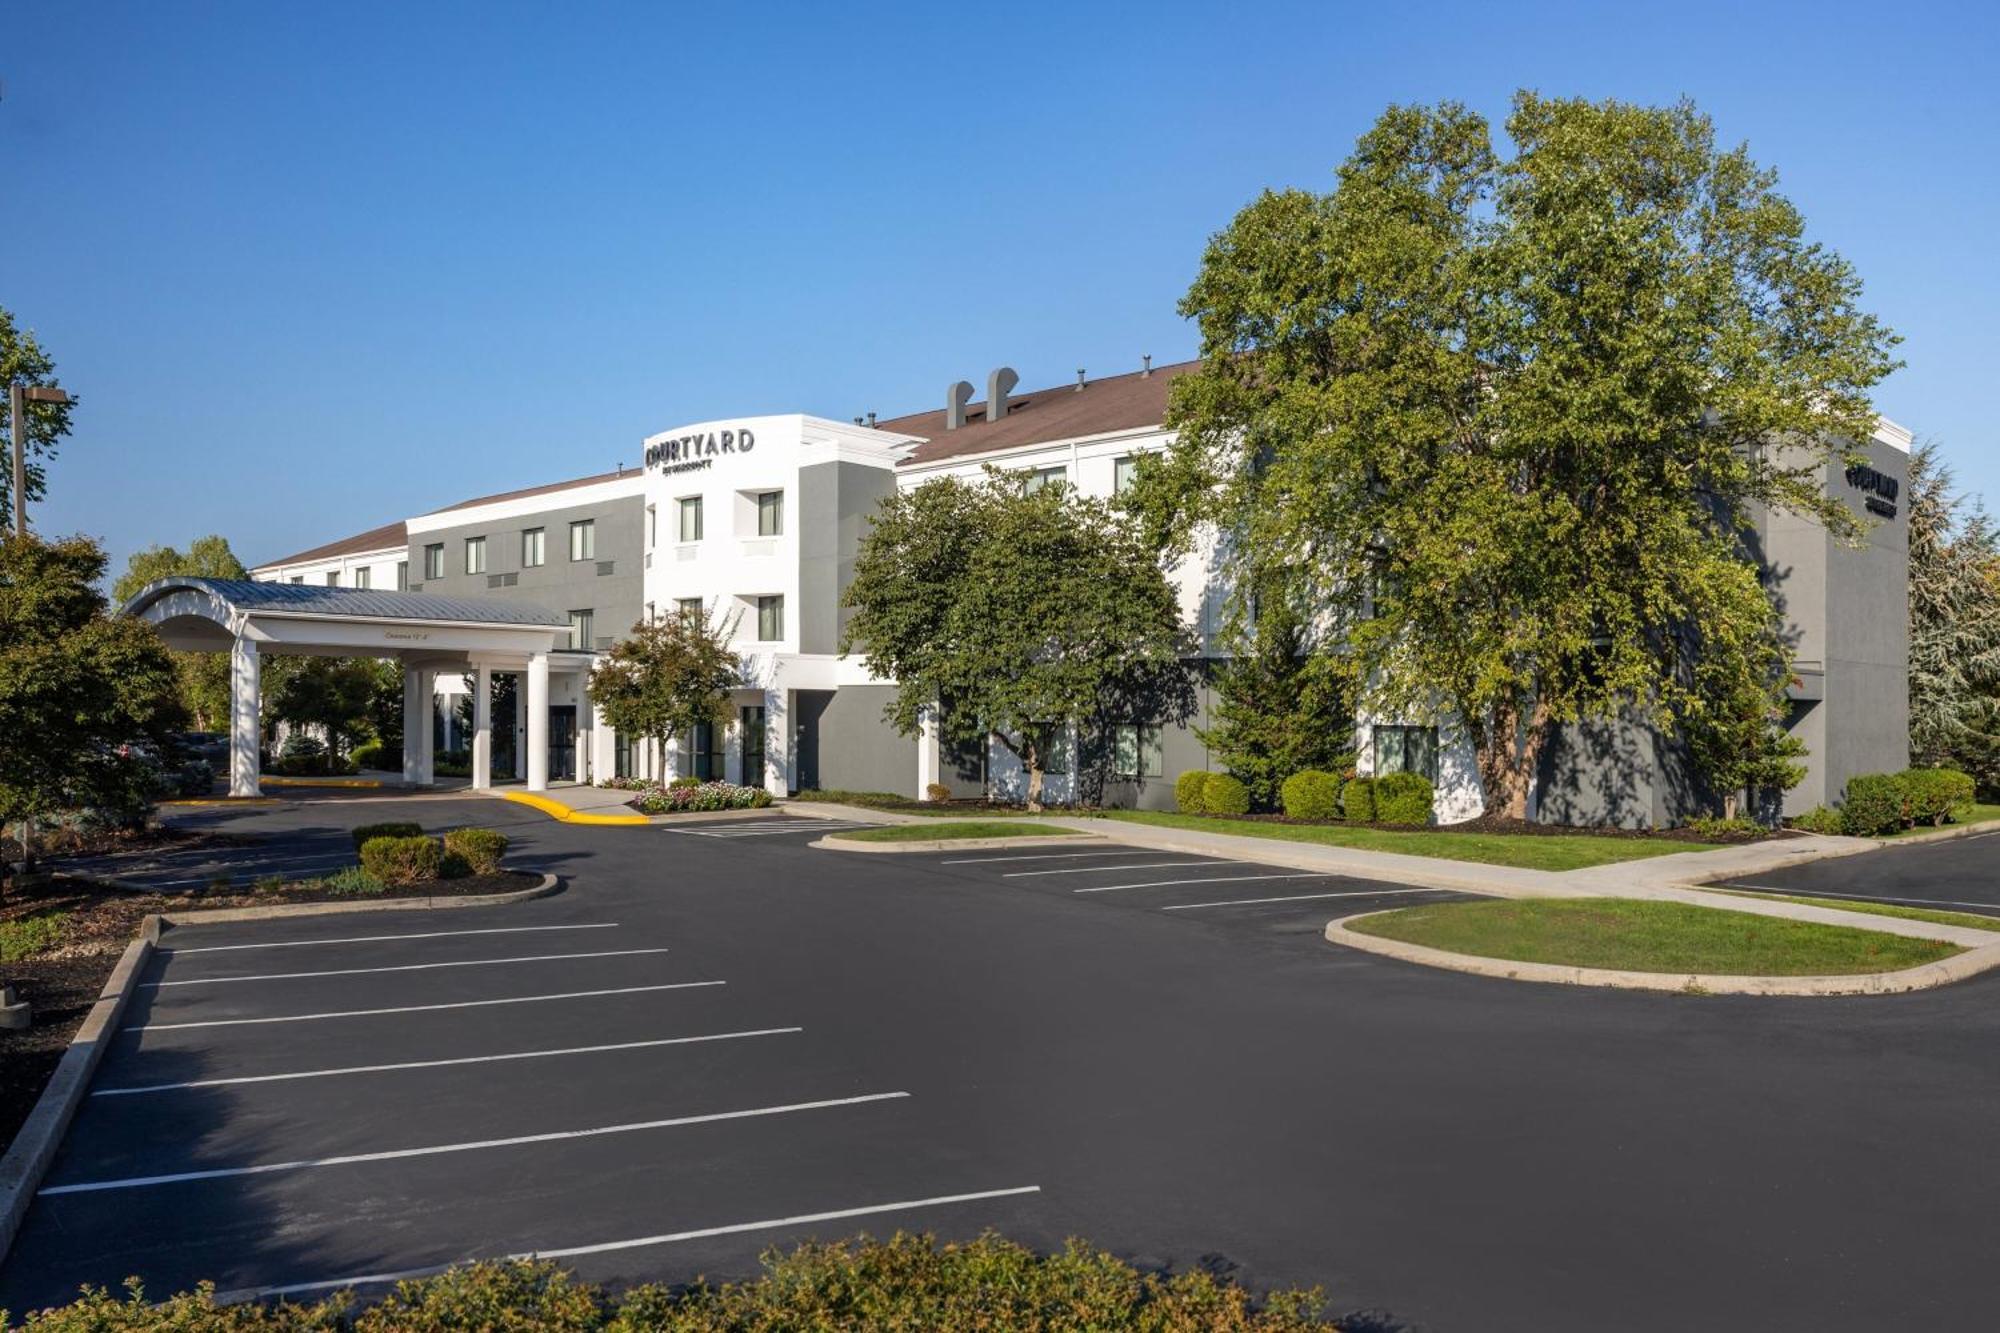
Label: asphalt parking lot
xmin=6 ymin=801 xmax=2000 ymax=1333
xmin=1706 ymin=824 xmax=2000 ymax=917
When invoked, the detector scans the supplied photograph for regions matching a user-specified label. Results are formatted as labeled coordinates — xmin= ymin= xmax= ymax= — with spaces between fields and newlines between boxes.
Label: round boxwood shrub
xmin=350 ymin=821 xmax=423 ymax=850
xmin=1174 ymin=769 xmax=1211 ymax=814
xmin=1340 ymin=775 xmax=1377 ymax=822
xmin=1903 ymin=767 xmax=1975 ymax=825
xmin=1280 ymin=770 xmax=1342 ymax=822
xmin=1840 ymin=772 xmax=1909 ymax=835
xmin=1201 ymin=773 xmax=1251 ymax=816
xmin=358 ymin=834 xmax=442 ymax=885
xmin=1373 ymin=772 xmax=1435 ymax=826
xmin=443 ymin=827 xmax=509 ymax=875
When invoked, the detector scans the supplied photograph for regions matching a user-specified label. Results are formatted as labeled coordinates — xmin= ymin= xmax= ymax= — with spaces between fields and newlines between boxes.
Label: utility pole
xmin=9 ymin=382 xmax=71 ymax=535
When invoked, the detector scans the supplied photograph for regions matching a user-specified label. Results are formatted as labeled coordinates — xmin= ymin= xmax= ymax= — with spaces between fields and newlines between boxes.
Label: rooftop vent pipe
xmin=1075 ymin=368 xmax=1086 ymax=392
xmin=986 ymin=367 xmax=1019 ymax=423
xmin=945 ymin=380 xmax=974 ymax=430
xmin=1142 ymin=354 xmax=1152 ymax=377
xmin=867 ymin=411 xmax=877 ymax=428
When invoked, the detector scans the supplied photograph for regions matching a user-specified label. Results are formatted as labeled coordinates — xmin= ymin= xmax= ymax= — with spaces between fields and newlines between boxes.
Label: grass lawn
xmin=1097 ymin=810 xmax=1718 ymax=872
xmin=1346 ymin=897 xmax=1961 ymax=974
xmin=1871 ymin=803 xmax=2000 ymax=840
xmin=1716 ymin=890 xmax=2000 ymax=933
xmin=837 ymin=820 xmax=1083 ymax=843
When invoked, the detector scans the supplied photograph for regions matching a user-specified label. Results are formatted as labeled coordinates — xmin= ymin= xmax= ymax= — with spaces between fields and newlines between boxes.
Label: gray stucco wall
xmin=813 ymin=683 xmax=920 ymax=796
xmin=797 ymin=461 xmax=898 ymax=655
xmin=406 ymin=493 xmax=646 ymax=652
xmin=1093 ymin=674 xmax=1217 ymax=811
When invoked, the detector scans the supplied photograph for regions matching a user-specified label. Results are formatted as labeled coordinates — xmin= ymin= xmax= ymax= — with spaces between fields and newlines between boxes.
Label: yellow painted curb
xmin=158 ymin=797 xmax=279 ymax=807
xmin=261 ymin=776 xmax=384 ymax=789
xmin=497 ymin=789 xmax=650 ymax=826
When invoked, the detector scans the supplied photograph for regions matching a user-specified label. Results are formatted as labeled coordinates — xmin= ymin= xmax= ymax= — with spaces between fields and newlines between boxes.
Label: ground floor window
xmin=740 ymin=704 xmax=766 ymax=786
xmin=691 ymin=721 xmax=724 ymax=781
xmin=1037 ymin=723 xmax=1070 ymax=776
xmin=615 ymin=730 xmax=634 ymax=779
xmin=1373 ymin=724 xmax=1438 ymax=783
xmin=1111 ymin=724 xmax=1164 ymax=780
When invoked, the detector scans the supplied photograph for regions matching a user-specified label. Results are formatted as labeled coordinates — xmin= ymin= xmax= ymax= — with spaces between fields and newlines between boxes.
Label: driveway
xmin=1708 ymin=825 xmax=2000 ymax=917
xmin=5 ymin=801 xmax=1997 ymax=1333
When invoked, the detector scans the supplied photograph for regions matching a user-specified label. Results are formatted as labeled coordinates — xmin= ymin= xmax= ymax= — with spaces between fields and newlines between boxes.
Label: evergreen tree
xmin=1199 ymin=571 xmax=1352 ymax=810
xmin=1906 ymin=441 xmax=2000 ymax=789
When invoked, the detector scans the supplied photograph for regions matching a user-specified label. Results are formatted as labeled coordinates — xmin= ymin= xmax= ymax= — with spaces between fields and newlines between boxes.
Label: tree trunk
xmin=1473 ymin=699 xmax=1545 ymax=822
xmin=1024 ymin=736 xmax=1045 ymax=812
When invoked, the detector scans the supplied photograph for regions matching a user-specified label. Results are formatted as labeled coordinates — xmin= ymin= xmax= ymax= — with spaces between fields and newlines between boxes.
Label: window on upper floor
xmin=423 ymin=543 xmax=445 ymax=580
xmin=325 ymin=571 xmax=340 ymax=586
xmin=353 ymin=566 xmax=372 ymax=590
xmin=676 ymin=597 xmax=703 ymax=621
xmin=522 ymin=527 xmax=545 ymax=568
xmin=396 ymin=560 xmax=409 ymax=591
xmin=1023 ymin=465 xmax=1067 ymax=494
xmin=568 ymin=608 xmax=594 ymax=651
xmin=1114 ymin=455 xmax=1141 ymax=494
xmin=757 ymin=490 xmax=783 ymax=536
xmin=678 ymin=495 xmax=703 ymax=543
xmin=756 ymin=594 xmax=784 ymax=641
xmin=569 ymin=519 xmax=595 ymax=561
xmin=290 ymin=575 xmax=305 ymax=585
xmin=464 ymin=536 xmax=487 ymax=575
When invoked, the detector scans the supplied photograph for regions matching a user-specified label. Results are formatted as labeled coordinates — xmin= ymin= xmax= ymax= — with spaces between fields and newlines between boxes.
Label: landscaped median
xmin=1326 ymin=896 xmax=2000 ymax=996
xmin=815 ymin=820 xmax=1093 ymax=853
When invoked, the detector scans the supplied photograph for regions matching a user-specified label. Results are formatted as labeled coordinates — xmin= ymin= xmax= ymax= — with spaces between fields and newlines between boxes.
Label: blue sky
xmin=9 ymin=0 xmax=1996 ymax=578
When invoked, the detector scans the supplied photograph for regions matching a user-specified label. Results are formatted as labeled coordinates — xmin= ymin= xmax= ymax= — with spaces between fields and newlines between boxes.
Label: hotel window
xmin=325 ymin=571 xmax=340 ymax=586
xmin=756 ymin=594 xmax=783 ymax=641
xmin=757 ymin=490 xmax=783 ymax=536
xmin=396 ymin=560 xmax=409 ymax=591
xmin=569 ymin=519 xmax=595 ymax=561
xmin=353 ymin=566 xmax=371 ymax=590
xmin=522 ymin=527 xmax=545 ymax=567
xmin=1023 ymin=465 xmax=1067 ymax=493
xmin=1373 ymin=725 xmax=1439 ymax=784
xmin=690 ymin=721 xmax=724 ymax=781
xmin=1114 ymin=455 xmax=1140 ymax=494
xmin=678 ymin=495 xmax=703 ymax=542
xmin=646 ymin=505 xmax=658 ymax=547
xmin=1040 ymin=724 xmax=1070 ymax=776
xmin=464 ymin=536 xmax=486 ymax=575
xmin=568 ymin=608 xmax=594 ymax=651
xmin=1111 ymin=725 xmax=1164 ymax=780
xmin=290 ymin=575 xmax=305 ymax=585
xmin=424 ymin=543 xmax=445 ymax=580
xmin=677 ymin=597 xmax=703 ymax=620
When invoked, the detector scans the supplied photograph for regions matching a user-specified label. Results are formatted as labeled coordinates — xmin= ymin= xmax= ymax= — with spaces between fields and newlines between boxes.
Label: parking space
xmin=658 ymin=815 xmax=883 ymax=840
xmin=1706 ymin=826 xmax=2000 ymax=918
xmin=0 ymin=891 xmax=1042 ymax=1309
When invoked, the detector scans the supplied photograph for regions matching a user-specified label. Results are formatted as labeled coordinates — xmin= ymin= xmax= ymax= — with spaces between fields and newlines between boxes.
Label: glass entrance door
xmin=740 ymin=705 xmax=766 ymax=788
xmin=548 ymin=706 xmax=577 ymax=782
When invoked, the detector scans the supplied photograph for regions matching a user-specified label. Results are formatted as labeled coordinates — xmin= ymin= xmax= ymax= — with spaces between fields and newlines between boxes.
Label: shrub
xmin=1841 ymin=771 xmax=1910 ymax=836
xmin=1340 ymin=775 xmax=1377 ymax=822
xmin=1201 ymin=773 xmax=1251 ymax=816
xmin=351 ymin=821 xmax=423 ymax=849
xmin=668 ymin=774 xmax=701 ymax=790
xmin=1788 ymin=804 xmax=1846 ymax=835
xmin=1904 ymin=767 xmax=1975 ymax=825
xmin=443 ymin=827 xmax=509 ymax=874
xmin=1 ymin=911 xmax=69 ymax=963
xmin=1685 ymin=815 xmax=1764 ymax=839
xmin=358 ymin=1260 xmax=605 ymax=1332
xmin=350 ymin=739 xmax=388 ymax=771
xmin=630 ymin=780 xmax=771 ymax=814
xmin=1373 ymin=772 xmax=1434 ymax=825
xmin=319 ymin=865 xmax=387 ymax=896
xmin=925 ymin=782 xmax=952 ymax=803
xmin=1174 ymin=769 xmax=1211 ymax=813
xmin=1280 ymin=770 xmax=1342 ymax=822
xmin=359 ymin=834 xmax=442 ymax=885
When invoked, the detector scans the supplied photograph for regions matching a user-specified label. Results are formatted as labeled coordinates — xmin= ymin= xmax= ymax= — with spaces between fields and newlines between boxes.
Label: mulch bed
xmin=0 ymin=868 xmax=542 ymax=1154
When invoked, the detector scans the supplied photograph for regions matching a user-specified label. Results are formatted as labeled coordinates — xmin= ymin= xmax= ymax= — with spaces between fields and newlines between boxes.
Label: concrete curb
xmin=0 ymin=868 xmax=562 ymax=1268
xmin=1323 ymin=911 xmax=2000 ymax=997
xmin=812 ymin=833 xmax=1100 ymax=854
xmin=0 ymin=918 xmax=158 ymax=1263
xmin=777 ymin=801 xmax=918 ymax=825
xmin=494 ymin=790 xmax=650 ymax=827
xmin=1869 ymin=819 xmax=2000 ymax=849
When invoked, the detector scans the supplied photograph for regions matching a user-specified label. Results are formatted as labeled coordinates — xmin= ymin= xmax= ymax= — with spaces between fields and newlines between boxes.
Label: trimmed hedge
xmin=1373 ymin=772 xmax=1435 ymax=826
xmin=1280 ymin=770 xmax=1342 ymax=822
xmin=1174 ymin=769 xmax=1210 ymax=814
xmin=1905 ymin=767 xmax=1975 ymax=825
xmin=350 ymin=821 xmax=422 ymax=849
xmin=1202 ymin=773 xmax=1251 ymax=816
xmin=443 ymin=827 xmax=508 ymax=874
xmin=1841 ymin=773 xmax=1907 ymax=835
xmin=1788 ymin=804 xmax=1846 ymax=835
xmin=358 ymin=834 xmax=442 ymax=885
xmin=1340 ymin=775 xmax=1376 ymax=822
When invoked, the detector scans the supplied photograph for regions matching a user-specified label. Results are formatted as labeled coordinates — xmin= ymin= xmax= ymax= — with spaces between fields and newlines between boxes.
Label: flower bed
xmin=627 ymin=780 xmax=774 ymax=814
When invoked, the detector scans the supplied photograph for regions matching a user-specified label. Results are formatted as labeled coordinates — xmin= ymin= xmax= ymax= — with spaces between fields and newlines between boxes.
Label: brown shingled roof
xmin=254 ymin=519 xmax=409 ymax=571
xmin=426 ymin=467 xmax=639 ymax=514
xmin=881 ymin=359 xmax=1199 ymax=467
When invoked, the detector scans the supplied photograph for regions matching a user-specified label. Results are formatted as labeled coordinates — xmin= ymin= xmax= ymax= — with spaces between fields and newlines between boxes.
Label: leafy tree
xmin=1200 ymin=567 xmax=1353 ymax=810
xmin=1906 ymin=441 xmax=2000 ymax=787
xmin=587 ymin=605 xmax=741 ymax=772
xmin=0 ymin=535 xmax=181 ymax=875
xmin=1131 ymin=94 xmax=1899 ymax=818
xmin=111 ymin=534 xmax=251 ymax=731
xmin=265 ymin=656 xmax=386 ymax=762
xmin=842 ymin=471 xmax=1194 ymax=810
xmin=0 ymin=307 xmax=76 ymax=520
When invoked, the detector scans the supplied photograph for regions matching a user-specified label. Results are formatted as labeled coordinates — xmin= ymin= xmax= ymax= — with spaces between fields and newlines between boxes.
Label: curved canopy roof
xmin=124 ymin=577 xmax=572 ymax=629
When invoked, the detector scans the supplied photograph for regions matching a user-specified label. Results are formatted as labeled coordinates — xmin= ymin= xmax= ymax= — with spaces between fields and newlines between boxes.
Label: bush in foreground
xmin=3 ymin=1238 xmax=1339 ymax=1330
xmin=1840 ymin=772 xmax=1909 ymax=835
xmin=357 ymin=835 xmax=442 ymax=885
xmin=1200 ymin=773 xmax=1252 ymax=816
xmin=1339 ymin=776 xmax=1376 ymax=823
xmin=1903 ymin=768 xmax=1974 ymax=825
xmin=1174 ymin=769 xmax=1211 ymax=814
xmin=1280 ymin=771 xmax=1342 ymax=822
xmin=1788 ymin=805 xmax=1845 ymax=835
xmin=629 ymin=780 xmax=772 ymax=814
xmin=442 ymin=827 xmax=508 ymax=874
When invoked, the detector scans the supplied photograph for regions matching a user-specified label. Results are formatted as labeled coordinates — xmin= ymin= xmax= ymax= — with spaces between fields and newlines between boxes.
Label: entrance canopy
xmin=124 ymin=577 xmax=573 ymax=796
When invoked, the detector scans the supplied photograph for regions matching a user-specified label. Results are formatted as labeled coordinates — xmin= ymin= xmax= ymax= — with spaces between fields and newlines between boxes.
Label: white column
xmin=724 ymin=706 xmax=743 ymax=786
xmin=229 ymin=634 xmax=261 ymax=798
xmin=513 ymin=679 xmax=527 ymax=780
xmin=417 ymin=669 xmax=436 ymax=785
xmin=665 ymin=735 xmax=683 ymax=781
xmin=525 ymin=651 xmax=550 ymax=791
xmin=917 ymin=707 xmax=942 ymax=799
xmin=471 ymin=664 xmax=493 ymax=789
xmin=590 ymin=702 xmax=614 ymax=785
xmin=763 ymin=688 xmax=788 ymax=797
xmin=402 ymin=664 xmax=423 ymax=785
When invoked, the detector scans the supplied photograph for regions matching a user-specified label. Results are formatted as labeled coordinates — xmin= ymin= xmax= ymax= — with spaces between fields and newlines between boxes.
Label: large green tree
xmin=587 ymin=605 xmax=742 ymax=772
xmin=0 ymin=308 xmax=76 ymax=521
xmin=1131 ymin=94 xmax=1899 ymax=818
xmin=843 ymin=471 xmax=1194 ymax=810
xmin=1 ymin=535 xmax=181 ymax=874
xmin=1906 ymin=441 xmax=2000 ymax=788
xmin=112 ymin=535 xmax=251 ymax=731
xmin=265 ymin=656 xmax=389 ymax=763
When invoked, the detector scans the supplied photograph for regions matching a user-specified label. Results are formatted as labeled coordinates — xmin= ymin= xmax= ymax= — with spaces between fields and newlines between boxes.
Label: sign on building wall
xmin=646 ymin=427 xmax=757 ymax=476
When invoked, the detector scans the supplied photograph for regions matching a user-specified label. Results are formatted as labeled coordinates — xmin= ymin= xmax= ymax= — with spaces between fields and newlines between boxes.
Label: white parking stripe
xmin=687 ymin=824 xmax=875 ymax=838
xmin=941 ymin=849 xmax=1174 ymax=865
xmin=164 ymin=923 xmax=619 ymax=955
xmin=1162 ymin=887 xmax=1436 ymax=910
xmin=142 ymin=947 xmax=670 ymax=989
xmin=218 ymin=1185 xmax=1044 ymax=1301
xmin=93 ymin=1028 xmax=804 ymax=1096
xmin=1721 ymin=884 xmax=2000 ymax=915
xmin=1074 ymin=872 xmax=1325 ymax=894
xmin=128 ymin=980 xmax=725 ymax=1032
xmin=39 ymin=1091 xmax=912 ymax=1195
xmin=1004 ymin=860 xmax=1220 ymax=878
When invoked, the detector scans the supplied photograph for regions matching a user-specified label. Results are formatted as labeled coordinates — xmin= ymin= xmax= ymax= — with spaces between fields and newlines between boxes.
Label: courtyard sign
xmin=647 ymin=426 xmax=756 ymax=476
